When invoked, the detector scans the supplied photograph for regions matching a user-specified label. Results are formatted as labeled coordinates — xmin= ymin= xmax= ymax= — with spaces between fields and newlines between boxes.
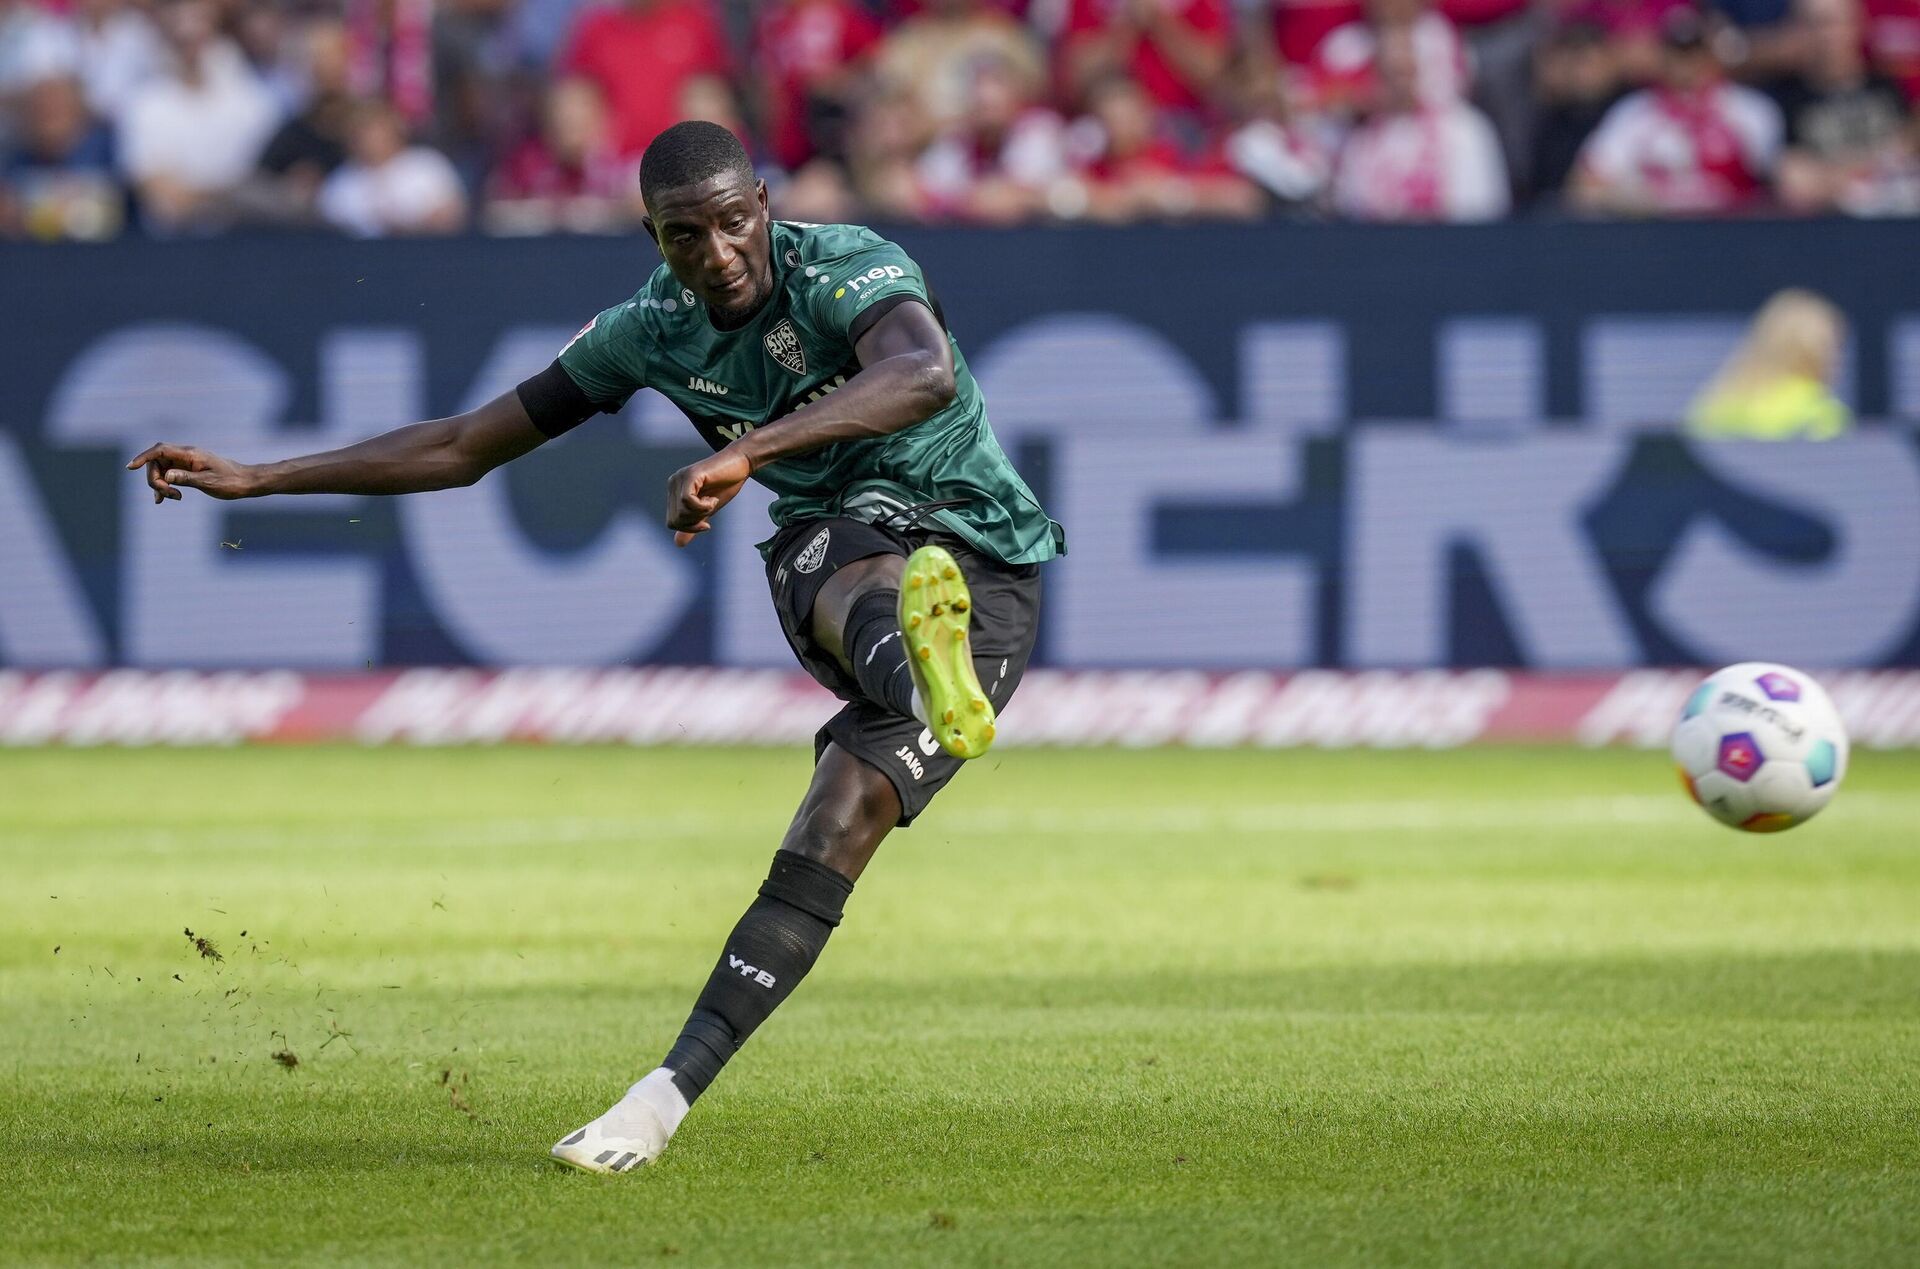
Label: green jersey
xmin=556 ymin=221 xmax=1064 ymax=565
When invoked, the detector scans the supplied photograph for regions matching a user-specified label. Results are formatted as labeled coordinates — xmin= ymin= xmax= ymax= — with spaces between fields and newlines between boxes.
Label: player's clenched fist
xmin=125 ymin=443 xmax=257 ymax=504
xmin=665 ymin=449 xmax=751 ymax=547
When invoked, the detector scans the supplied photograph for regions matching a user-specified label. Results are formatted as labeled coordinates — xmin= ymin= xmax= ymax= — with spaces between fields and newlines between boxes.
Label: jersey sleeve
xmin=805 ymin=239 xmax=938 ymax=348
xmin=555 ymin=301 xmax=650 ymax=413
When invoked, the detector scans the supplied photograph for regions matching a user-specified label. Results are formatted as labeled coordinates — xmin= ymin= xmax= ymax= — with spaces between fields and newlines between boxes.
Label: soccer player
xmin=125 ymin=121 xmax=1063 ymax=1175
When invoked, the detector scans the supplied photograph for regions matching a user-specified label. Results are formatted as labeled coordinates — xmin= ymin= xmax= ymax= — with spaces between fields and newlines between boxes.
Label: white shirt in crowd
xmin=1576 ymin=84 xmax=1783 ymax=213
xmin=319 ymin=147 xmax=467 ymax=237
xmin=1333 ymin=100 xmax=1511 ymax=222
xmin=117 ymin=42 xmax=278 ymax=192
xmin=916 ymin=110 xmax=1070 ymax=205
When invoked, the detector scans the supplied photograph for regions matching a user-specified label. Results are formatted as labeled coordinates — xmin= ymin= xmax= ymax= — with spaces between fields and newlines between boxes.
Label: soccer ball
xmin=1671 ymin=662 xmax=1849 ymax=833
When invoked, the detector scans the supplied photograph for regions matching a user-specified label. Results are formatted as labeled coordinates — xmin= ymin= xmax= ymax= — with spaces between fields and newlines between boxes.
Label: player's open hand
xmin=125 ymin=443 xmax=257 ymax=504
xmin=666 ymin=449 xmax=751 ymax=547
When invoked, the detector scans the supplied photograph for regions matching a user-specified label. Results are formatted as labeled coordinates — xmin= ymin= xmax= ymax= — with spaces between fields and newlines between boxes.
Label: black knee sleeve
xmin=844 ymin=588 xmax=917 ymax=720
xmin=663 ymin=852 xmax=854 ymax=1103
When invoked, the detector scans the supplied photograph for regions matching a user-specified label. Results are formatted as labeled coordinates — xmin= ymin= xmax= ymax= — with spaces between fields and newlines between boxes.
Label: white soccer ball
xmin=1670 ymin=662 xmax=1849 ymax=833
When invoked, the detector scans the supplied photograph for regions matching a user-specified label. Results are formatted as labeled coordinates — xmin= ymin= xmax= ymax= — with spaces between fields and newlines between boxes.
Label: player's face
xmin=645 ymin=175 xmax=775 ymax=326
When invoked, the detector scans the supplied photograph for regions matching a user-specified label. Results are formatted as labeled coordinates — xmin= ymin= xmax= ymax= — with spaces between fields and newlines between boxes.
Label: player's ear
xmin=641 ymin=215 xmax=658 ymax=248
xmin=755 ymin=180 xmax=768 ymax=216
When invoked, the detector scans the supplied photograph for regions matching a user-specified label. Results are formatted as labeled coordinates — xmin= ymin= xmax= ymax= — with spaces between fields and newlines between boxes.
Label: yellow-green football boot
xmin=899 ymin=545 xmax=996 ymax=759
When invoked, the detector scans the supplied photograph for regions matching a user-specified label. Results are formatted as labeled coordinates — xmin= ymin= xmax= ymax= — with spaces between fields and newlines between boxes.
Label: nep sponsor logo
xmin=833 ymin=265 xmax=906 ymax=299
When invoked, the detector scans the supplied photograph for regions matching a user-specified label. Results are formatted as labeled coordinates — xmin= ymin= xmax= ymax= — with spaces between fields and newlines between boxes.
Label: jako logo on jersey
xmin=688 ymin=376 xmax=729 ymax=396
xmin=794 ymin=527 xmax=831 ymax=574
xmin=895 ymin=746 xmax=926 ymax=780
xmin=727 ymin=955 xmax=776 ymax=988
xmin=765 ymin=318 xmax=807 ymax=375
xmin=833 ymin=265 xmax=906 ymax=299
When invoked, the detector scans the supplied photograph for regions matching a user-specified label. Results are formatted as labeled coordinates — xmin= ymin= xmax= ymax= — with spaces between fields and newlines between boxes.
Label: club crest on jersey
xmin=794 ymin=527 xmax=830 ymax=574
xmin=764 ymin=319 xmax=807 ymax=376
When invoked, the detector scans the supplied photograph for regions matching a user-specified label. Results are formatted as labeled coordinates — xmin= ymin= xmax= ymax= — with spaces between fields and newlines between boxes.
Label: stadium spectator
xmin=318 ymin=98 xmax=467 ymax=235
xmin=1331 ymin=23 xmax=1510 ymax=217
xmin=1687 ymin=287 xmax=1852 ymax=438
xmin=772 ymin=152 xmax=862 ymax=219
xmin=915 ymin=50 xmax=1070 ymax=222
xmin=1558 ymin=0 xmax=1695 ymax=83
xmin=63 ymin=0 xmax=167 ymax=121
xmin=241 ymin=17 xmax=355 ymax=227
xmin=510 ymin=0 xmax=595 ymax=69
xmin=344 ymin=0 xmax=437 ymax=127
xmin=0 ymin=72 xmax=123 ymax=239
xmin=1256 ymin=0 xmax=1366 ymax=68
xmin=872 ymin=0 xmax=1047 ymax=132
xmin=1 ymin=0 xmax=75 ymax=141
xmin=432 ymin=0 xmax=536 ymax=187
xmin=559 ymin=0 xmax=732 ymax=158
xmin=1215 ymin=49 xmax=1336 ymax=210
xmin=1768 ymin=0 xmax=1920 ymax=213
xmin=751 ymin=0 xmax=883 ymax=172
xmin=116 ymin=0 xmax=278 ymax=233
xmin=843 ymin=78 xmax=938 ymax=218
xmin=1310 ymin=0 xmax=1470 ymax=114
xmin=1569 ymin=8 xmax=1783 ymax=214
xmin=1527 ymin=19 xmax=1621 ymax=200
xmin=231 ymin=0 xmax=303 ymax=115
xmin=676 ymin=71 xmax=754 ymax=144
xmin=1863 ymin=0 xmax=1920 ymax=100
xmin=1066 ymin=70 xmax=1264 ymax=218
xmin=1058 ymin=0 xmax=1234 ymax=118
xmin=485 ymin=76 xmax=639 ymax=232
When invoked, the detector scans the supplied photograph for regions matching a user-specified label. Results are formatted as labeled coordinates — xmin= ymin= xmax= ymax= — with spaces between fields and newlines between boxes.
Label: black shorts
xmin=764 ymin=517 xmax=1042 ymax=827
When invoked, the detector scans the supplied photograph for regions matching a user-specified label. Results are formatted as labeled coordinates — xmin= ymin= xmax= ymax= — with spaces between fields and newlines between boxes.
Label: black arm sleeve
xmin=846 ymin=293 xmax=944 ymax=348
xmin=515 ymin=360 xmax=603 ymax=439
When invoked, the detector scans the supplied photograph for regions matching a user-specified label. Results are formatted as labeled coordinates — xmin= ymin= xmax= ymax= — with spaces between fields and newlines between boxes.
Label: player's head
xmin=640 ymin=121 xmax=772 ymax=327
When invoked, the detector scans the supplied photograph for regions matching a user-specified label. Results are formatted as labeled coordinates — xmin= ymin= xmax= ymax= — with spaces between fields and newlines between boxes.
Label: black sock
xmin=662 ymin=851 xmax=854 ymax=1104
xmin=844 ymin=588 xmax=917 ymax=719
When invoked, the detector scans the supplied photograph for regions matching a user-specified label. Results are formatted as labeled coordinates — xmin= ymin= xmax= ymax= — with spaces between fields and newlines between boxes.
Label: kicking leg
xmin=812 ymin=548 xmax=995 ymax=759
xmin=549 ymin=746 xmax=898 ymax=1175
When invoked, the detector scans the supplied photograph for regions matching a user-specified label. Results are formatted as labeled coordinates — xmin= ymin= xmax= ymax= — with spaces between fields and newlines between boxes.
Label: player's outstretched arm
xmin=126 ymin=390 xmax=549 ymax=504
xmin=664 ymin=300 xmax=955 ymax=545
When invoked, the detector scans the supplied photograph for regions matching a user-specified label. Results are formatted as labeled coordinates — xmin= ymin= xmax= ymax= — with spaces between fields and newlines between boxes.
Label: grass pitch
xmin=4 ymin=744 xmax=1918 ymax=1267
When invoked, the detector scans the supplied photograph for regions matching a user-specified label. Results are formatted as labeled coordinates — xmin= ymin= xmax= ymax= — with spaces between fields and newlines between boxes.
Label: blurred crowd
xmin=3 ymin=0 xmax=1918 ymax=239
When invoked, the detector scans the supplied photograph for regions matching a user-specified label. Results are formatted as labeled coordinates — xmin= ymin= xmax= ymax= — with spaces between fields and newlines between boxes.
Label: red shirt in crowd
xmin=1864 ymin=0 xmax=1920 ymax=100
xmin=753 ymin=0 xmax=883 ymax=170
xmin=1560 ymin=0 xmax=1695 ymax=37
xmin=1062 ymin=0 xmax=1233 ymax=112
xmin=490 ymin=138 xmax=636 ymax=201
xmin=1270 ymin=0 xmax=1362 ymax=65
xmin=561 ymin=0 xmax=733 ymax=157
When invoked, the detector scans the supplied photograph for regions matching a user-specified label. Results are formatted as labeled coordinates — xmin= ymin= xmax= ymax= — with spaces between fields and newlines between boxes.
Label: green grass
xmin=3 ymin=744 xmax=1918 ymax=1267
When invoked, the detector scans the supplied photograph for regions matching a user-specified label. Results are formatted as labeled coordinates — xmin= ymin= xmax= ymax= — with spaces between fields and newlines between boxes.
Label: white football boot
xmin=550 ymin=1068 xmax=689 ymax=1174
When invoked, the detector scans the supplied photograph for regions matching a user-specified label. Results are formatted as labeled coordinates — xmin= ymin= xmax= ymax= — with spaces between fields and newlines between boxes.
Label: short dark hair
xmin=640 ymin=121 xmax=755 ymax=208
